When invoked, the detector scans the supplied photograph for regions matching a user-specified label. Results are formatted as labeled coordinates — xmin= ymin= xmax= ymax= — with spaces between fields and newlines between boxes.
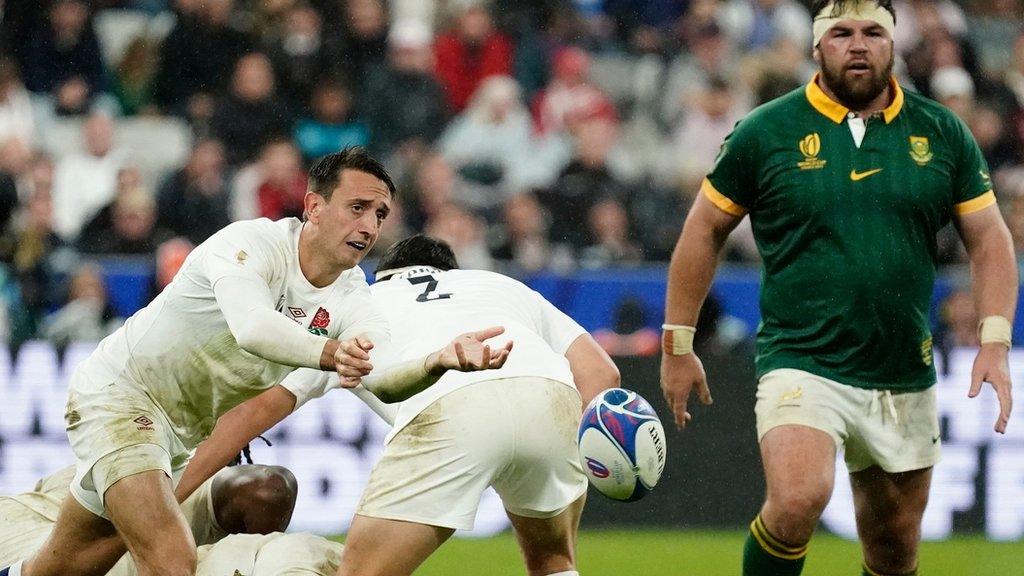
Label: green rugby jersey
xmin=704 ymin=75 xmax=994 ymax=391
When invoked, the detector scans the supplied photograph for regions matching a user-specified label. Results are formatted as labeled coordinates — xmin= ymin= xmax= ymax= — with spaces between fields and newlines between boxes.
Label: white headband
xmin=812 ymin=1 xmax=895 ymax=46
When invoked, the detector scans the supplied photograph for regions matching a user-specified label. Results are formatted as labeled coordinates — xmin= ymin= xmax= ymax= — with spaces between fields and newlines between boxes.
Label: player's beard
xmin=820 ymin=52 xmax=894 ymax=111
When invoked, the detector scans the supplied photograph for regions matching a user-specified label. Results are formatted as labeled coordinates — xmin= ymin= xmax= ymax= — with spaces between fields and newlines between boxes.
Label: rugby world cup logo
xmin=797 ymin=133 xmax=826 ymax=170
xmin=585 ymin=457 xmax=611 ymax=478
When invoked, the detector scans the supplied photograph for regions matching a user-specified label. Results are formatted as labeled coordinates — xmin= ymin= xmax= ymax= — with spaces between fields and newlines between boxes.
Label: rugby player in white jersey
xmin=336 ymin=234 xmax=621 ymax=576
xmin=0 ymin=465 xmax=348 ymax=576
xmin=0 ymin=464 xmax=297 ymax=571
xmin=2 ymin=148 xmax=511 ymax=576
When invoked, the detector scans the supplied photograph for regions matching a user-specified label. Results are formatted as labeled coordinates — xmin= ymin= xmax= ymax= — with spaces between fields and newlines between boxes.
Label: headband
xmin=812 ymin=1 xmax=895 ymax=46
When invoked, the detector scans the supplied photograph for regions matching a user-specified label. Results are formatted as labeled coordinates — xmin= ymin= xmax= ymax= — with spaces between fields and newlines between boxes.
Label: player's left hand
xmin=429 ymin=326 xmax=514 ymax=374
xmin=969 ymin=342 xmax=1013 ymax=433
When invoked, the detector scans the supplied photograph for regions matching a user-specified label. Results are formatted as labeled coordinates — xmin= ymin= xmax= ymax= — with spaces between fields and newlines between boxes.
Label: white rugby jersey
xmin=369 ymin=267 xmax=586 ymax=441
xmin=74 ymin=218 xmax=389 ymax=448
xmin=184 ymin=532 xmax=343 ymax=576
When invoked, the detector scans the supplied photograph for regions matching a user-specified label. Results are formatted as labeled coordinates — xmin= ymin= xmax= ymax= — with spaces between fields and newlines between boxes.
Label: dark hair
xmin=307 ymin=146 xmax=397 ymax=201
xmin=811 ymin=0 xmax=895 ymax=23
xmin=375 ymin=234 xmax=459 ymax=277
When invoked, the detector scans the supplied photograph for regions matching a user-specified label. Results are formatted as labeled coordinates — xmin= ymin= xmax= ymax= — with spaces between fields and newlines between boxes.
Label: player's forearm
xmin=566 ymin=333 xmax=620 ymax=408
xmin=360 ymin=354 xmax=440 ymax=404
xmin=175 ymin=386 xmax=296 ymax=503
xmin=665 ymin=208 xmax=731 ymax=326
xmin=968 ymin=223 xmax=1018 ymax=322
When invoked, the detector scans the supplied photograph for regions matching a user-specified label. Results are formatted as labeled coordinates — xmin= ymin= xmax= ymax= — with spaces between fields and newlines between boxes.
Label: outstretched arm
xmin=361 ymin=326 xmax=514 ymax=403
xmin=956 ymin=203 xmax=1018 ymax=433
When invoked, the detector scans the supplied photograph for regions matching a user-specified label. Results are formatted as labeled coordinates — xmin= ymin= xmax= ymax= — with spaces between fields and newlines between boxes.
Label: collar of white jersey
xmin=375 ymin=265 xmax=445 ymax=281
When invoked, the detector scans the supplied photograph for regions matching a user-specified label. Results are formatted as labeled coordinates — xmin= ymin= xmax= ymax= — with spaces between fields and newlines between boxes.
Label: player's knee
xmin=862 ymin=517 xmax=920 ymax=572
xmin=769 ymin=487 xmax=831 ymax=521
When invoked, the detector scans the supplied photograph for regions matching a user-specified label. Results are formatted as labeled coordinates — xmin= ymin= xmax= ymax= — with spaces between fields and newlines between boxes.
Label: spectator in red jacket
xmin=434 ymin=3 xmax=513 ymax=113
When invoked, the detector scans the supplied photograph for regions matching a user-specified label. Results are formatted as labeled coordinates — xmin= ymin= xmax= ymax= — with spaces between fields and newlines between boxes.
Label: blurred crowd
xmin=0 ymin=0 xmax=1021 ymax=348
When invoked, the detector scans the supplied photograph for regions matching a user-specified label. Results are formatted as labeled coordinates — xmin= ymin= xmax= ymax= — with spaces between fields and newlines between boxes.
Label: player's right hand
xmin=660 ymin=352 xmax=713 ymax=429
xmin=431 ymin=326 xmax=514 ymax=374
xmin=334 ymin=336 xmax=375 ymax=387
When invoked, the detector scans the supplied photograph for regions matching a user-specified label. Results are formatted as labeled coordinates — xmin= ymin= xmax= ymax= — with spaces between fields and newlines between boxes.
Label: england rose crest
xmin=309 ymin=307 xmax=330 ymax=336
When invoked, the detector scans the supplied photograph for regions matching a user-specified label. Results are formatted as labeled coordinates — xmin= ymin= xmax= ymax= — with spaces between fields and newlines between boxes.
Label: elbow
xmin=233 ymin=324 xmax=266 ymax=357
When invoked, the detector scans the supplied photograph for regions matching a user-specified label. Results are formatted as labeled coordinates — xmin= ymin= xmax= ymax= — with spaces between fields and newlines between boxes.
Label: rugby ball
xmin=578 ymin=388 xmax=667 ymax=501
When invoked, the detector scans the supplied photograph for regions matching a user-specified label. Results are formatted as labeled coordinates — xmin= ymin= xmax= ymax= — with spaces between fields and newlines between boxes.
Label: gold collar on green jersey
xmin=805 ymin=73 xmax=904 ymax=124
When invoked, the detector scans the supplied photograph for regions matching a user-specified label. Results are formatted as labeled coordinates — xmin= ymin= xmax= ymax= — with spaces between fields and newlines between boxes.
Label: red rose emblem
xmin=311 ymin=307 xmax=330 ymax=329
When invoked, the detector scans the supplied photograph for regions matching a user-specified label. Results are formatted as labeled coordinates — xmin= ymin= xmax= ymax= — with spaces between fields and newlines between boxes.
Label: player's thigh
xmin=506 ymin=494 xmax=586 ymax=576
xmin=756 ymin=370 xmax=842 ymax=508
xmin=104 ymin=469 xmax=196 ymax=564
xmin=338 ymin=514 xmax=454 ymax=576
xmin=844 ymin=387 xmax=940 ymax=476
xmin=493 ymin=378 xmax=587 ymax=520
xmin=850 ymin=465 xmax=931 ymax=573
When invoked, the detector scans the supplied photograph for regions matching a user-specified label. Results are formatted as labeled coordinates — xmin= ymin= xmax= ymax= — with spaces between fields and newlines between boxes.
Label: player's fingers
xmin=994 ymin=378 xmax=1012 ymax=434
xmin=355 ymin=337 xmax=374 ymax=351
xmin=968 ymin=368 xmax=984 ymax=398
xmin=696 ymin=378 xmax=713 ymax=406
xmin=339 ymin=376 xmax=361 ymax=388
xmin=454 ymin=340 xmax=468 ymax=368
xmin=472 ymin=326 xmax=505 ymax=341
xmin=343 ymin=341 xmax=370 ymax=360
xmin=479 ymin=344 xmax=491 ymax=369
xmin=491 ymin=348 xmax=509 ymax=368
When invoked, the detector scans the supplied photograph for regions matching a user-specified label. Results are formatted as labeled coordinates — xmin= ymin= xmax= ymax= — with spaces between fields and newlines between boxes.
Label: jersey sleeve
xmin=950 ymin=115 xmax=996 ymax=216
xmin=179 ymin=476 xmax=228 ymax=547
xmin=702 ymin=118 xmax=761 ymax=216
xmin=530 ymin=288 xmax=587 ymax=355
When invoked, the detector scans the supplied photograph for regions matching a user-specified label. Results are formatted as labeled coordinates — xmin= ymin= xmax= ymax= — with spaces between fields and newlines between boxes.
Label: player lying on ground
xmin=1 ymin=148 xmax=511 ymax=576
xmin=0 ymin=464 xmax=297 ymax=574
xmin=0 ymin=464 xmax=347 ymax=576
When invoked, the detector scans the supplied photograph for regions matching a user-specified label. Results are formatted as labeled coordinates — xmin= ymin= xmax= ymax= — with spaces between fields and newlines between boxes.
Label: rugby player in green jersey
xmin=659 ymin=2 xmax=1017 ymax=575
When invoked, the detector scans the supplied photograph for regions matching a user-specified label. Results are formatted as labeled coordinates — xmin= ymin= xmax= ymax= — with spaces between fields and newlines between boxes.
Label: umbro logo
xmin=133 ymin=415 xmax=154 ymax=430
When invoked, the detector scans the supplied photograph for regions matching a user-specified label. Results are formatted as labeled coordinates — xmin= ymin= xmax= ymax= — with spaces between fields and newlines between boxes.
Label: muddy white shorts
xmin=755 ymin=368 xmax=941 ymax=473
xmin=65 ymin=369 xmax=190 ymax=519
xmin=357 ymin=377 xmax=588 ymax=530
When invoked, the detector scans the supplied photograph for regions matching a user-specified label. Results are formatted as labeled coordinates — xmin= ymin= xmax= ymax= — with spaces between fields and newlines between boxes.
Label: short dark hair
xmin=374 ymin=234 xmax=459 ymax=278
xmin=307 ymin=146 xmax=397 ymax=201
xmin=811 ymin=0 xmax=895 ymax=23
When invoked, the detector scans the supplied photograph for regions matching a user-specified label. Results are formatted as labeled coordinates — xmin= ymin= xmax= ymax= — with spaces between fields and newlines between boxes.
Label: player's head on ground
xmin=373 ymin=234 xmax=459 ymax=280
xmin=212 ymin=464 xmax=298 ymax=534
xmin=303 ymin=146 xmax=397 ymax=271
xmin=811 ymin=0 xmax=895 ymax=110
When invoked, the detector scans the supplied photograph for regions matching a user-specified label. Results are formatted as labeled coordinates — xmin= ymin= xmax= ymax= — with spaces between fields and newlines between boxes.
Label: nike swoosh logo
xmin=850 ymin=168 xmax=883 ymax=181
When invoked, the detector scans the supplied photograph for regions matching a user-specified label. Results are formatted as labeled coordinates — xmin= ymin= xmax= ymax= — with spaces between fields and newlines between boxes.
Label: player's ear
xmin=303 ymin=192 xmax=323 ymax=222
xmin=812 ymin=45 xmax=822 ymax=65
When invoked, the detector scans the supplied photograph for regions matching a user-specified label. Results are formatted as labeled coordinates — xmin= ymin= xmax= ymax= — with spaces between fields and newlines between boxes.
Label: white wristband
xmin=662 ymin=324 xmax=696 ymax=356
xmin=978 ymin=316 xmax=1012 ymax=348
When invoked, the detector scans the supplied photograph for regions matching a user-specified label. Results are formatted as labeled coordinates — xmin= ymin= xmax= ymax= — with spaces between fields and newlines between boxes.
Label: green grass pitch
xmin=332 ymin=530 xmax=1024 ymax=575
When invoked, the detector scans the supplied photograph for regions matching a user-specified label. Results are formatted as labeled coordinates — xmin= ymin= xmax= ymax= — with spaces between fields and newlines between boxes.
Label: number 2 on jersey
xmin=409 ymin=275 xmax=453 ymax=302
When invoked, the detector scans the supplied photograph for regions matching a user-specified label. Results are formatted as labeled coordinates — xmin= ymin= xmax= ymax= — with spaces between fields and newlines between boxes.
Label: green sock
xmin=742 ymin=515 xmax=807 ymax=576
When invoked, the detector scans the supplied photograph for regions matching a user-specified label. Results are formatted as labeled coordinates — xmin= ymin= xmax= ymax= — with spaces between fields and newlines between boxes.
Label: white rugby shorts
xmin=756 ymin=368 xmax=941 ymax=473
xmin=357 ymin=377 xmax=587 ymax=530
xmin=66 ymin=367 xmax=190 ymax=518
